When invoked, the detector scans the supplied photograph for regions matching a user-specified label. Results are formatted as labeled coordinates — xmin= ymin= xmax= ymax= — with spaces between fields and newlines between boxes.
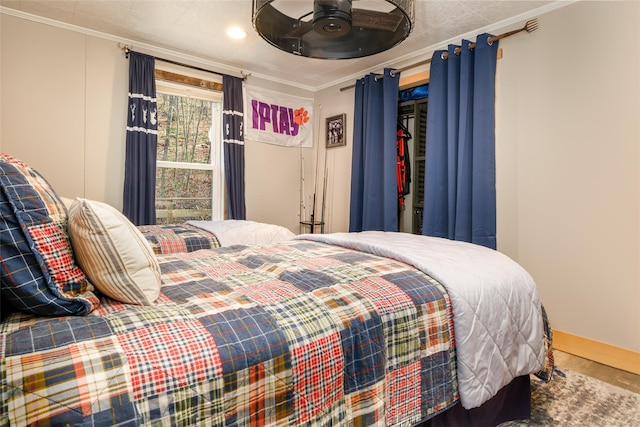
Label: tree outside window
xmin=155 ymin=81 xmax=223 ymax=224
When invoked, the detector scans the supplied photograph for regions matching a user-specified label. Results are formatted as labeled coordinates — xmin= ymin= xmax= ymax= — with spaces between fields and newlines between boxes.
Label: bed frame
xmin=423 ymin=375 xmax=530 ymax=426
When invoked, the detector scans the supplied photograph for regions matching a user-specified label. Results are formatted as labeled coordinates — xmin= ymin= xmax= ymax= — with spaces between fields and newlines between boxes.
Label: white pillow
xmin=59 ymin=196 xmax=76 ymax=210
xmin=68 ymin=198 xmax=161 ymax=305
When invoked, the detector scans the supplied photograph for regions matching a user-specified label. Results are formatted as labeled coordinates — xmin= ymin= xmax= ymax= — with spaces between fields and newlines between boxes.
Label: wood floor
xmin=554 ymin=349 xmax=640 ymax=394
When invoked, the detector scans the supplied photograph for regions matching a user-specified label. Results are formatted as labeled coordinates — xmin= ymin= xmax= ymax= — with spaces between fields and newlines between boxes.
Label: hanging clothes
xmin=396 ymin=125 xmax=412 ymax=211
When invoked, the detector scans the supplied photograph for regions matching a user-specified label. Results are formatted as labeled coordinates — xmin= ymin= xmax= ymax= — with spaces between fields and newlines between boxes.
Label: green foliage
xmin=155 ymin=93 xmax=215 ymax=223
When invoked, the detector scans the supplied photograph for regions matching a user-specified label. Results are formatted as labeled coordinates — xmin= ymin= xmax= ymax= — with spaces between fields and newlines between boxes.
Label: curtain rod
xmin=339 ymin=18 xmax=538 ymax=92
xmin=118 ymin=43 xmax=250 ymax=80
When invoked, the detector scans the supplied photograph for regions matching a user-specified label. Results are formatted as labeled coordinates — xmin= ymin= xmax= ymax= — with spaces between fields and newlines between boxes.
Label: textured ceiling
xmin=0 ymin=0 xmax=561 ymax=90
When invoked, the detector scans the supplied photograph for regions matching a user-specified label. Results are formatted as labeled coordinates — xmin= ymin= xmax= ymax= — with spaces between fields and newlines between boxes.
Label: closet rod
xmin=339 ymin=18 xmax=538 ymax=92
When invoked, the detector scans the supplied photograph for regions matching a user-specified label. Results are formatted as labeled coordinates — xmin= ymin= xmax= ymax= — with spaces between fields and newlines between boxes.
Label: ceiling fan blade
xmin=253 ymin=0 xmax=414 ymax=59
xmin=352 ymin=8 xmax=403 ymax=32
xmin=284 ymin=20 xmax=314 ymax=38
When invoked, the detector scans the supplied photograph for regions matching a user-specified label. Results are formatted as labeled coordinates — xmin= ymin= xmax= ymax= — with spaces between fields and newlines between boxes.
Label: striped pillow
xmin=68 ymin=198 xmax=161 ymax=305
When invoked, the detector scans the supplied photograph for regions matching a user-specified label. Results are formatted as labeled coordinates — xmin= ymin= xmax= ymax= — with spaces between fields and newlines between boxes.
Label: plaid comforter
xmin=0 ymin=239 xmax=458 ymax=426
xmin=138 ymin=223 xmax=221 ymax=254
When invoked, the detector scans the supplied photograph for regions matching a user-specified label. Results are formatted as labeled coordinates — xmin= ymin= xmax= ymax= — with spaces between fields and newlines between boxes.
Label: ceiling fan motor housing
xmin=313 ymin=0 xmax=352 ymax=37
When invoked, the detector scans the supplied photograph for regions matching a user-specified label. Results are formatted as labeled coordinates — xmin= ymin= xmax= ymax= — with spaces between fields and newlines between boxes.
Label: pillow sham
xmin=59 ymin=196 xmax=75 ymax=210
xmin=0 ymin=153 xmax=99 ymax=316
xmin=67 ymin=198 xmax=162 ymax=305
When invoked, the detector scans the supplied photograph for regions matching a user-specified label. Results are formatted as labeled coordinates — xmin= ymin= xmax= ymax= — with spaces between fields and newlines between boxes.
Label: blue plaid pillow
xmin=0 ymin=153 xmax=99 ymax=316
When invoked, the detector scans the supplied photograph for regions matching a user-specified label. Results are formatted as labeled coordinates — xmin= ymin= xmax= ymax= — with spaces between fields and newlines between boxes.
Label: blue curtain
xmin=422 ymin=34 xmax=499 ymax=249
xmin=222 ymin=75 xmax=246 ymax=220
xmin=349 ymin=69 xmax=399 ymax=232
xmin=123 ymin=52 xmax=157 ymax=225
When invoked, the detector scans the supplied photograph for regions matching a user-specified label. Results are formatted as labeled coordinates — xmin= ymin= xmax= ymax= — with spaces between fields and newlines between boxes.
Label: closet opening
xmin=397 ymin=84 xmax=428 ymax=234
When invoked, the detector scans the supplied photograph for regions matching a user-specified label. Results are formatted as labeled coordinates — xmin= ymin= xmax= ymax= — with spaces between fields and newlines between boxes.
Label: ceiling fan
xmin=252 ymin=0 xmax=415 ymax=59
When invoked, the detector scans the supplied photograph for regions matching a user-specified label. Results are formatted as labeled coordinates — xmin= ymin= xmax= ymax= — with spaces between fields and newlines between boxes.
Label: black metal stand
xmin=300 ymin=220 xmax=325 ymax=234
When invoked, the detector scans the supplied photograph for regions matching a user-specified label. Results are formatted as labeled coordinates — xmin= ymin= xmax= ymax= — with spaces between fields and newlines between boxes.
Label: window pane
xmin=155 ymin=168 xmax=213 ymax=224
xmin=156 ymin=94 xmax=212 ymax=164
xmin=155 ymin=86 xmax=224 ymax=224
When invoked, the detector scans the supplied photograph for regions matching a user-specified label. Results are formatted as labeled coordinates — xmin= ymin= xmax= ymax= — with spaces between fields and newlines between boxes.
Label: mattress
xmin=138 ymin=220 xmax=295 ymax=255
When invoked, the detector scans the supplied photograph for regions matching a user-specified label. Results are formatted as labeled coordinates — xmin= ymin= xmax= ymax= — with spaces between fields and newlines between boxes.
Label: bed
xmin=0 ymin=153 xmax=553 ymax=426
xmin=137 ymin=220 xmax=295 ymax=255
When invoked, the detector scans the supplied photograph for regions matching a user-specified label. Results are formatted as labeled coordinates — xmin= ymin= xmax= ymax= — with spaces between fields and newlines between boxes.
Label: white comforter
xmin=296 ymin=231 xmax=545 ymax=409
xmin=188 ymin=220 xmax=295 ymax=246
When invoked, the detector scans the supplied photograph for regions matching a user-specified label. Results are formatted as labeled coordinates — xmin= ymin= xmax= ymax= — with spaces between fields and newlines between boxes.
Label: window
xmin=155 ymin=79 xmax=223 ymax=224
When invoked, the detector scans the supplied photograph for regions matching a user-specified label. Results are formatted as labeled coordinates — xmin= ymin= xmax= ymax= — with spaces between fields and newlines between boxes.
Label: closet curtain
xmin=349 ymin=68 xmax=399 ymax=232
xmin=422 ymin=34 xmax=499 ymax=249
xmin=222 ymin=75 xmax=246 ymax=220
xmin=123 ymin=52 xmax=158 ymax=226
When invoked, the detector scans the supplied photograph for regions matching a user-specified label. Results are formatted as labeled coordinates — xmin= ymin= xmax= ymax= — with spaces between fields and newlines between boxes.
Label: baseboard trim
xmin=552 ymin=329 xmax=640 ymax=375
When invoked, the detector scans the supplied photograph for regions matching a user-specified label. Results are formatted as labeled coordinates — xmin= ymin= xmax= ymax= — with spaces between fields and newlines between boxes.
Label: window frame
xmin=155 ymin=76 xmax=224 ymax=222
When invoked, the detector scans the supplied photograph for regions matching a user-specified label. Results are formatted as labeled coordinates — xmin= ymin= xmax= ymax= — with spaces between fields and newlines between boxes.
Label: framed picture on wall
xmin=326 ymin=114 xmax=346 ymax=148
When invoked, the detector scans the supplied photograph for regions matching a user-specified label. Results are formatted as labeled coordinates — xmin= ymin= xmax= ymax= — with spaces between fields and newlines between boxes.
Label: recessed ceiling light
xmin=227 ymin=27 xmax=247 ymax=39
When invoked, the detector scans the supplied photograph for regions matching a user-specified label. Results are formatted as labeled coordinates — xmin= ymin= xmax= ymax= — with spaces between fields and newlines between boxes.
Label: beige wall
xmin=495 ymin=0 xmax=639 ymax=353
xmin=1 ymin=15 xmax=130 ymax=208
xmin=2 ymin=1 xmax=638 ymax=354
xmin=307 ymin=89 xmax=355 ymax=234
xmin=242 ymin=77 xmax=315 ymax=232
xmin=1 ymin=16 xmax=91 ymax=199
